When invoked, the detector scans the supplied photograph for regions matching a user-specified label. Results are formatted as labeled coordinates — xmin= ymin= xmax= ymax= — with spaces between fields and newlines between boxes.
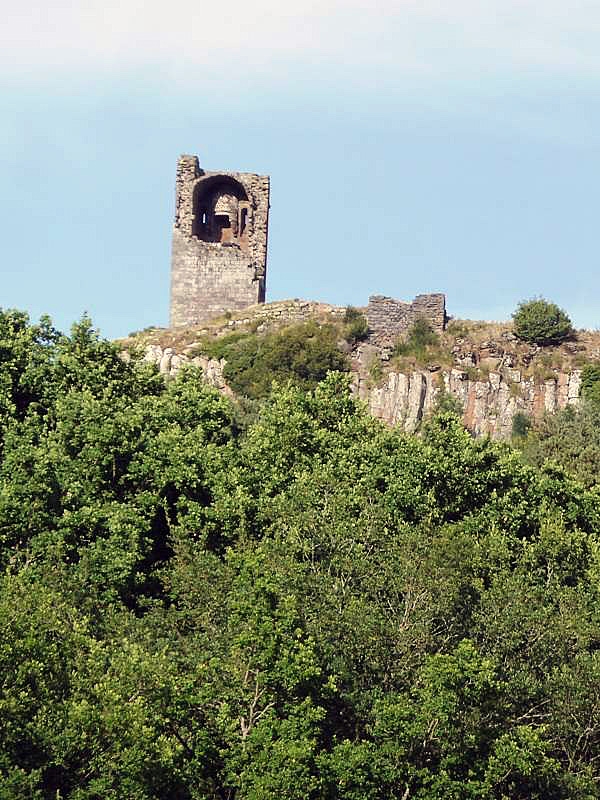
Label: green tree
xmin=0 ymin=309 xmax=60 ymax=430
xmin=343 ymin=306 xmax=369 ymax=343
xmin=580 ymin=363 xmax=600 ymax=407
xmin=519 ymin=401 xmax=600 ymax=488
xmin=512 ymin=298 xmax=572 ymax=345
xmin=1 ymin=312 xmax=600 ymax=797
xmin=512 ymin=411 xmax=532 ymax=440
xmin=202 ymin=321 xmax=349 ymax=399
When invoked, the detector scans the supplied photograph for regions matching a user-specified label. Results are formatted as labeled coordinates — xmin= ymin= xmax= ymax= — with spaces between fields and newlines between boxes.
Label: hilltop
xmin=120 ymin=298 xmax=600 ymax=438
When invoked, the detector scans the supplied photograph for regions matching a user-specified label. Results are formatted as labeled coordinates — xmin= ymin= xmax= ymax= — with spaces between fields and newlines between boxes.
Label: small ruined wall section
xmin=367 ymin=293 xmax=446 ymax=341
xmin=412 ymin=294 xmax=446 ymax=332
xmin=358 ymin=367 xmax=582 ymax=438
xmin=367 ymin=296 xmax=411 ymax=335
xmin=219 ymin=300 xmax=346 ymax=331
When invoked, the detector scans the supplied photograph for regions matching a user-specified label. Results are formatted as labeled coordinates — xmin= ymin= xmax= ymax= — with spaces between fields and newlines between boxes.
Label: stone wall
xmin=367 ymin=293 xmax=446 ymax=342
xmin=218 ymin=299 xmax=346 ymax=332
xmin=170 ymin=154 xmax=270 ymax=328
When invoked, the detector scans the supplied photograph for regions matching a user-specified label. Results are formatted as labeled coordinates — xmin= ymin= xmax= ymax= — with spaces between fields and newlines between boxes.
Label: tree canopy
xmin=512 ymin=298 xmax=573 ymax=345
xmin=1 ymin=308 xmax=600 ymax=798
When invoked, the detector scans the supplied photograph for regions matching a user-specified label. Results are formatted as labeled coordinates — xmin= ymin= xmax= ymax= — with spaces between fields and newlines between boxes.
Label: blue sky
xmin=2 ymin=0 xmax=600 ymax=338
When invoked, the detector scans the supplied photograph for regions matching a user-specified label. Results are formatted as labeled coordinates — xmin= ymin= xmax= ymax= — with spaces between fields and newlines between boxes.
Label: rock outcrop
xmin=358 ymin=367 xmax=582 ymax=438
xmin=140 ymin=342 xmax=583 ymax=439
xmin=142 ymin=344 xmax=232 ymax=396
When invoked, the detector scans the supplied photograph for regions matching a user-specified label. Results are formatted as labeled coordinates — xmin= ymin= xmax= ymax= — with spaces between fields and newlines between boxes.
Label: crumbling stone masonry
xmin=170 ymin=155 xmax=270 ymax=328
xmin=367 ymin=293 xmax=446 ymax=342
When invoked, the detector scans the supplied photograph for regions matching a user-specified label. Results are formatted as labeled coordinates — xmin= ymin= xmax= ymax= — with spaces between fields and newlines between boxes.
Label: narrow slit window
xmin=240 ymin=207 xmax=248 ymax=235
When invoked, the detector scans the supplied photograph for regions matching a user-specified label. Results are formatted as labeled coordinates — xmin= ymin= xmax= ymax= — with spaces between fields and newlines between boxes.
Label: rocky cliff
xmin=123 ymin=300 xmax=599 ymax=439
xmin=359 ymin=366 xmax=582 ymax=438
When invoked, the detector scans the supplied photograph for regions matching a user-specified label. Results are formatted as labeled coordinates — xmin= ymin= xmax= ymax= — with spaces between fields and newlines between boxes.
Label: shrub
xmin=393 ymin=317 xmax=439 ymax=358
xmin=580 ymin=363 xmax=600 ymax=407
xmin=512 ymin=298 xmax=572 ymax=345
xmin=433 ymin=387 xmax=464 ymax=418
xmin=199 ymin=322 xmax=349 ymax=399
xmin=519 ymin=402 xmax=600 ymax=487
xmin=343 ymin=306 xmax=369 ymax=343
xmin=511 ymin=411 xmax=531 ymax=440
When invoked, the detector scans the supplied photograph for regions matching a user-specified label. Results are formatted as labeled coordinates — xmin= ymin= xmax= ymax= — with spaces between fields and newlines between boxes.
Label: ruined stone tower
xmin=170 ymin=155 xmax=270 ymax=328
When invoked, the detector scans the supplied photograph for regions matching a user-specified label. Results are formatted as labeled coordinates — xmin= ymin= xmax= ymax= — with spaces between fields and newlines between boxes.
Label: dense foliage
xmin=581 ymin=364 xmax=600 ymax=407
xmin=198 ymin=321 xmax=349 ymax=399
xmin=512 ymin=298 xmax=573 ymax=345
xmin=1 ymin=308 xmax=600 ymax=798
xmin=342 ymin=306 xmax=369 ymax=343
xmin=511 ymin=410 xmax=532 ymax=440
xmin=519 ymin=400 xmax=600 ymax=488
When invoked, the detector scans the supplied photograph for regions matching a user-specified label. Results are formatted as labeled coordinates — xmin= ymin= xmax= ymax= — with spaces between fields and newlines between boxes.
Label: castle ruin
xmin=168 ymin=154 xmax=447 ymax=338
xmin=170 ymin=155 xmax=270 ymax=328
xmin=367 ymin=293 xmax=446 ymax=343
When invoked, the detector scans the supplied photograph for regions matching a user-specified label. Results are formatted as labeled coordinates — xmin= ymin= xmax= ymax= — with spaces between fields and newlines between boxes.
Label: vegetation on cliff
xmin=512 ymin=297 xmax=573 ymax=346
xmin=1 ymin=308 xmax=600 ymax=798
xmin=518 ymin=396 xmax=600 ymax=488
xmin=196 ymin=320 xmax=350 ymax=399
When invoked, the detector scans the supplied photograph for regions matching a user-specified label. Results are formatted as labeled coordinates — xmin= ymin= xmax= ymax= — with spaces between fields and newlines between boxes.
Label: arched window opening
xmin=192 ymin=176 xmax=249 ymax=246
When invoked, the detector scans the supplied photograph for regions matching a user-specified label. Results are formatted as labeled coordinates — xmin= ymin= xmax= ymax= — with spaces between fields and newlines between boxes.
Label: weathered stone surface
xmin=232 ymin=299 xmax=345 ymax=328
xmin=568 ymin=371 xmax=583 ymax=402
xmin=365 ymin=367 xmax=583 ymax=438
xmin=367 ymin=292 xmax=446 ymax=342
xmin=169 ymin=354 xmax=188 ymax=376
xmin=170 ymin=154 xmax=270 ymax=328
xmin=405 ymin=372 xmax=428 ymax=433
xmin=159 ymin=348 xmax=173 ymax=375
xmin=142 ymin=345 xmax=232 ymax=395
xmin=143 ymin=344 xmax=163 ymax=363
